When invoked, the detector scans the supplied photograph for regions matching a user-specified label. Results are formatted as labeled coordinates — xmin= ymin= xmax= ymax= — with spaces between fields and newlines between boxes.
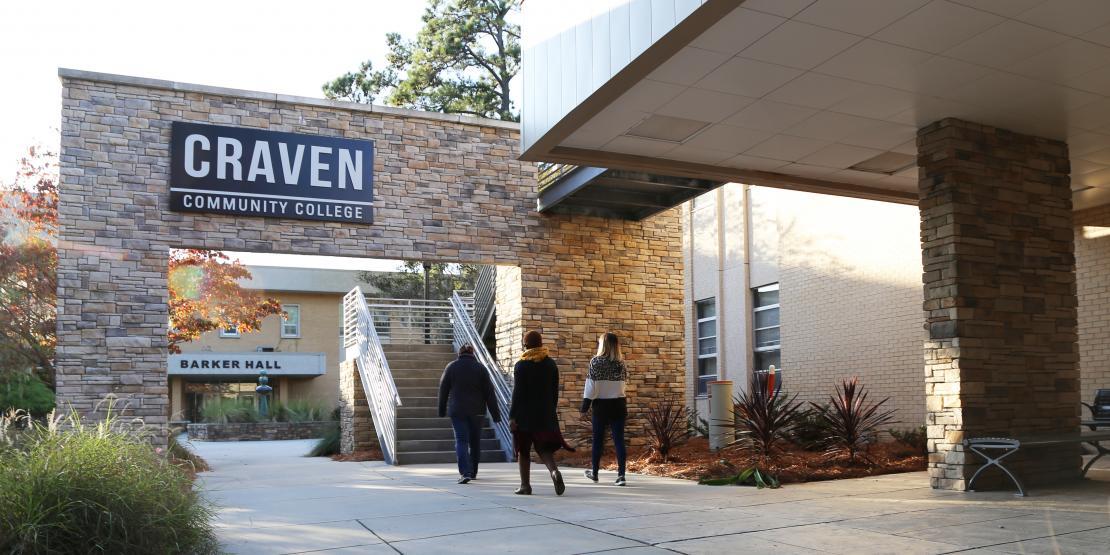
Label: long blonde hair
xmin=595 ymin=332 xmax=623 ymax=362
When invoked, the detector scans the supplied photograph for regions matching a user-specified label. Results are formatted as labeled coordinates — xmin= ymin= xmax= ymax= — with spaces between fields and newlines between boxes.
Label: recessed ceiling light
xmin=849 ymin=152 xmax=916 ymax=175
xmin=625 ymin=115 xmax=711 ymax=143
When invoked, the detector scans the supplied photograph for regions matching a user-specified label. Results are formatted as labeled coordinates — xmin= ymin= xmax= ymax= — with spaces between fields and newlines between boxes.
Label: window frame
xmin=752 ymin=283 xmax=781 ymax=370
xmin=280 ymin=304 xmax=301 ymax=339
xmin=219 ymin=327 xmax=240 ymax=338
xmin=695 ymin=298 xmax=718 ymax=397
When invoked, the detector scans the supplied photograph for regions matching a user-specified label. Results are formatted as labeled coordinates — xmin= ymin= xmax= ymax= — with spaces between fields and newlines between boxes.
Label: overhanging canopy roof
xmin=522 ymin=0 xmax=1110 ymax=210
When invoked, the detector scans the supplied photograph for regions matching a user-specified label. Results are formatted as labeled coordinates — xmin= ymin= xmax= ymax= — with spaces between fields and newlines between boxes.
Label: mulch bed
xmin=332 ymin=447 xmax=384 ymax=462
xmin=555 ymin=437 xmax=925 ymax=484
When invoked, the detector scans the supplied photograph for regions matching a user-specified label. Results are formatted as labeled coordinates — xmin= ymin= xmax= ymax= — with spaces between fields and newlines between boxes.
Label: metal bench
xmin=963 ymin=430 xmax=1110 ymax=496
xmin=1082 ymin=389 xmax=1110 ymax=424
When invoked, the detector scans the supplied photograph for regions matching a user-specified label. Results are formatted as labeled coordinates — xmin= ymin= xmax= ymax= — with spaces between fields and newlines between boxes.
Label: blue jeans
xmin=592 ymin=413 xmax=626 ymax=477
xmin=450 ymin=414 xmax=484 ymax=478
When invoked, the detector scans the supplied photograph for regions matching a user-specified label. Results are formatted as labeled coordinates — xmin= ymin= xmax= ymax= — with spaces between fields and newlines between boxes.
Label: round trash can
xmin=707 ymin=380 xmax=734 ymax=452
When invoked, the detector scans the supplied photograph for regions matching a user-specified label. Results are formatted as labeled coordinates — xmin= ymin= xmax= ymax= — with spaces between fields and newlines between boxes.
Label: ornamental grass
xmin=0 ymin=407 xmax=217 ymax=554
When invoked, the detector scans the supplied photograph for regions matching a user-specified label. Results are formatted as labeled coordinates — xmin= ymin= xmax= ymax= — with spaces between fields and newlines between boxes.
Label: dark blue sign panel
xmin=169 ymin=121 xmax=374 ymax=224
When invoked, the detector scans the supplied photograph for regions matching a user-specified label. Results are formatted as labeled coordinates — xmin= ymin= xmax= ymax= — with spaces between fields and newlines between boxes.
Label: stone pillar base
xmin=339 ymin=360 xmax=377 ymax=455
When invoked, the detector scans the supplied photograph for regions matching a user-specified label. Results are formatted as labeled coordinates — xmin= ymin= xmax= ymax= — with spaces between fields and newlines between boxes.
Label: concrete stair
xmin=383 ymin=343 xmax=507 ymax=466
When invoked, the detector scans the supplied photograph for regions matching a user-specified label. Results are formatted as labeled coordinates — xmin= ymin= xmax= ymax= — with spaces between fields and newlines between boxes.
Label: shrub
xmin=790 ymin=409 xmax=826 ymax=451
xmin=0 ymin=409 xmax=216 ymax=554
xmin=645 ymin=393 xmax=689 ymax=462
xmin=168 ymin=433 xmax=210 ymax=473
xmin=686 ymin=402 xmax=709 ymax=437
xmin=200 ymin=397 xmax=259 ymax=423
xmin=275 ymin=398 xmax=333 ymax=423
xmin=731 ymin=377 xmax=806 ymax=460
xmin=811 ymin=377 xmax=897 ymax=464
xmin=0 ymin=373 xmax=55 ymax=417
xmin=889 ymin=425 xmax=927 ymax=455
xmin=308 ymin=420 xmax=341 ymax=457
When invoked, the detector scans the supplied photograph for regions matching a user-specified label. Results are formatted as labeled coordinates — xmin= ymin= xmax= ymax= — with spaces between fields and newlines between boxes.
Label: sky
xmin=0 ymin=0 xmax=426 ymax=181
xmin=0 ymin=0 xmax=429 ymax=270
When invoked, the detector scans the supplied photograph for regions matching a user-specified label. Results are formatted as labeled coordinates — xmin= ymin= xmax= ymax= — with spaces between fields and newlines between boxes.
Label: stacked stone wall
xmin=187 ymin=421 xmax=333 ymax=441
xmin=338 ymin=360 xmax=376 ymax=454
xmin=56 ymin=71 xmax=684 ymax=449
xmin=918 ymin=118 xmax=1080 ymax=490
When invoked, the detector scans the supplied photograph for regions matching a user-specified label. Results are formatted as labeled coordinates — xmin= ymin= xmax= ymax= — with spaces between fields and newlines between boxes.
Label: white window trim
xmin=219 ymin=327 xmax=240 ymax=338
xmin=695 ymin=298 xmax=718 ymax=396
xmin=752 ymin=284 xmax=781 ymax=369
xmin=281 ymin=304 xmax=301 ymax=339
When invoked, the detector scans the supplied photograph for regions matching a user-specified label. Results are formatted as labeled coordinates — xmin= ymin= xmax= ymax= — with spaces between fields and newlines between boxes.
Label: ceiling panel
xmin=539 ymin=0 xmax=1110 ymax=208
xmin=872 ymin=0 xmax=1004 ymax=53
xmin=738 ymin=21 xmax=861 ymax=70
xmin=794 ymin=0 xmax=929 ymax=36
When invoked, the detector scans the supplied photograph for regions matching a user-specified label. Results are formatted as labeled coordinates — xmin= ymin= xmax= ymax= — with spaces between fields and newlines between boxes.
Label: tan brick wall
xmin=1076 ymin=205 xmax=1110 ymax=404
xmin=494 ymin=265 xmax=523 ymax=375
xmin=683 ymin=185 xmax=925 ymax=428
xmin=771 ymin=188 xmax=925 ymax=428
xmin=56 ymin=73 xmax=684 ymax=447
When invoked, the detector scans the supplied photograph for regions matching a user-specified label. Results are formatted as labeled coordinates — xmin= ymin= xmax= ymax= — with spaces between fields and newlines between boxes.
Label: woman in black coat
xmin=509 ymin=330 xmax=572 ymax=495
xmin=438 ymin=344 xmax=501 ymax=484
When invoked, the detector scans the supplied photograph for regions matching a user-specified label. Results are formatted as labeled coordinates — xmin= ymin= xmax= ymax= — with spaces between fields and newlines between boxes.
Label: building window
xmin=219 ymin=327 xmax=239 ymax=338
xmin=753 ymin=283 xmax=781 ymax=371
xmin=696 ymin=298 xmax=717 ymax=396
xmin=281 ymin=304 xmax=301 ymax=338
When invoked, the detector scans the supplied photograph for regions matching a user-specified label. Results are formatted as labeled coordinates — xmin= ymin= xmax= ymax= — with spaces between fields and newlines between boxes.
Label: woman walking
xmin=580 ymin=332 xmax=628 ymax=486
xmin=438 ymin=344 xmax=501 ymax=484
xmin=509 ymin=330 xmax=573 ymax=495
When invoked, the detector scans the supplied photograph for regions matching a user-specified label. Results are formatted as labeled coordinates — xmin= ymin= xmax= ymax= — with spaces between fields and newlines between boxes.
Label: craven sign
xmin=170 ymin=122 xmax=374 ymax=223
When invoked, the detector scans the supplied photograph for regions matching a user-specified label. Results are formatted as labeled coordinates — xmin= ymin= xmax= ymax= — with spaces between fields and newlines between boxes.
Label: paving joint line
xmin=935 ymin=523 xmax=1110 ymax=554
xmin=358 ymin=520 xmax=402 ymax=554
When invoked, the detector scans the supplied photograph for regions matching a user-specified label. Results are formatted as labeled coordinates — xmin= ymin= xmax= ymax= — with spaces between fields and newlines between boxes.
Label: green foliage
xmin=699 ymin=466 xmax=781 ymax=489
xmin=274 ymin=399 xmax=334 ymax=423
xmin=0 ymin=410 xmax=216 ymax=554
xmin=790 ymin=408 xmax=826 ymax=451
xmin=323 ymin=0 xmax=521 ymax=121
xmin=201 ymin=397 xmax=336 ymax=424
xmin=0 ymin=373 xmax=54 ymax=416
xmin=686 ymin=402 xmax=709 ymax=437
xmin=308 ymin=418 xmax=341 ymax=458
xmin=199 ymin=397 xmax=259 ymax=424
xmin=731 ymin=377 xmax=807 ymax=460
xmin=360 ymin=262 xmax=479 ymax=300
xmin=644 ymin=393 xmax=689 ymax=461
xmin=889 ymin=425 xmax=927 ymax=455
xmin=168 ymin=434 xmax=210 ymax=473
xmin=811 ymin=377 xmax=897 ymax=464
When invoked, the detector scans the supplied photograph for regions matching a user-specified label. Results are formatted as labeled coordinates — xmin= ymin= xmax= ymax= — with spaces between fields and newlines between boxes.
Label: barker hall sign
xmin=170 ymin=122 xmax=375 ymax=223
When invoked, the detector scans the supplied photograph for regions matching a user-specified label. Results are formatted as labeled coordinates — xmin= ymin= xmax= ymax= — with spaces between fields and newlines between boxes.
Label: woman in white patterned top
xmin=579 ymin=332 xmax=629 ymax=486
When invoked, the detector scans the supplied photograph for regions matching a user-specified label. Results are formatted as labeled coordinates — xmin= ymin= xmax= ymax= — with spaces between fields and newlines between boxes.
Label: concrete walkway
xmin=190 ymin=439 xmax=1110 ymax=555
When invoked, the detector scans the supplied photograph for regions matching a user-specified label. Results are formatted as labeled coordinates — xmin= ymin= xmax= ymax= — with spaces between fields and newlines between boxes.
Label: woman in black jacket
xmin=438 ymin=344 xmax=501 ymax=484
xmin=509 ymin=330 xmax=572 ymax=495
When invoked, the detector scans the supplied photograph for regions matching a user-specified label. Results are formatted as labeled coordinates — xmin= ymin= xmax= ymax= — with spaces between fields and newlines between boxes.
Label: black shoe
xmin=614 ymin=475 xmax=626 ymax=487
xmin=514 ymin=486 xmax=532 ymax=495
xmin=552 ymin=470 xmax=565 ymax=496
xmin=584 ymin=469 xmax=598 ymax=482
xmin=457 ymin=476 xmax=471 ymax=484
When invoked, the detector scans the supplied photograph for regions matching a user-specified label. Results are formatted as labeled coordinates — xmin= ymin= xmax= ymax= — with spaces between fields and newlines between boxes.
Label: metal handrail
xmin=450 ymin=291 xmax=514 ymax=462
xmin=472 ymin=265 xmax=497 ymax=337
xmin=343 ymin=287 xmax=403 ymax=465
xmin=363 ymin=298 xmax=456 ymax=345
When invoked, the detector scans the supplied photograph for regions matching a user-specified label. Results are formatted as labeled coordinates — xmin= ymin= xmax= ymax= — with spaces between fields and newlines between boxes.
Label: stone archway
xmin=56 ymin=70 xmax=684 ymax=444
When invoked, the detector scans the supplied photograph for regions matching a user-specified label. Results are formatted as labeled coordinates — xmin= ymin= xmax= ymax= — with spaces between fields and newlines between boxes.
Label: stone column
xmin=918 ymin=118 xmax=1081 ymax=490
xmin=338 ymin=360 xmax=376 ymax=455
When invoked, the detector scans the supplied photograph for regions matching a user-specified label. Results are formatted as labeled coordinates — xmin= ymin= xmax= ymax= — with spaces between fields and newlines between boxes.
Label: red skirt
xmin=513 ymin=430 xmax=575 ymax=456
